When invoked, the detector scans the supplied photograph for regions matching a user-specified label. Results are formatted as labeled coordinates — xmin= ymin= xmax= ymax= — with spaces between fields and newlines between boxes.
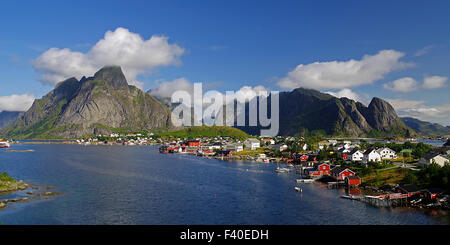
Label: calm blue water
xmin=0 ymin=144 xmax=448 ymax=225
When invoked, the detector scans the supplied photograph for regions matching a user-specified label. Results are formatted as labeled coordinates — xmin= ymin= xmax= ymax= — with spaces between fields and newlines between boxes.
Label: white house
xmin=268 ymin=143 xmax=288 ymax=152
xmin=377 ymin=147 xmax=397 ymax=160
xmin=363 ymin=148 xmax=382 ymax=163
xmin=301 ymin=143 xmax=308 ymax=151
xmin=349 ymin=149 xmax=364 ymax=161
xmin=419 ymin=152 xmax=450 ymax=168
xmin=244 ymin=138 xmax=260 ymax=150
xmin=225 ymin=143 xmax=244 ymax=152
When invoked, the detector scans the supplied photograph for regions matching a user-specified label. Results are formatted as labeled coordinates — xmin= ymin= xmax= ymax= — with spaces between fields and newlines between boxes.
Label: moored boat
xmin=0 ymin=141 xmax=10 ymax=148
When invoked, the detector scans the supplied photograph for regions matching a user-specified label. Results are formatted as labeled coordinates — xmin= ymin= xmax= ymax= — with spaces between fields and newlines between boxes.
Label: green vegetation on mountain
xmin=236 ymin=88 xmax=416 ymax=138
xmin=157 ymin=126 xmax=249 ymax=140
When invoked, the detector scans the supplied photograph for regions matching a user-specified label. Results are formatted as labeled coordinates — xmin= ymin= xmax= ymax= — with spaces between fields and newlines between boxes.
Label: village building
xmin=187 ymin=141 xmax=200 ymax=147
xmin=244 ymin=138 xmax=261 ymax=150
xmin=419 ymin=152 xmax=450 ymax=168
xmin=377 ymin=147 xmax=397 ymax=160
xmin=345 ymin=176 xmax=361 ymax=186
xmin=224 ymin=143 xmax=244 ymax=152
xmin=348 ymin=149 xmax=364 ymax=162
xmin=330 ymin=167 xmax=356 ymax=180
xmin=362 ymin=148 xmax=382 ymax=163
xmin=268 ymin=143 xmax=288 ymax=152
xmin=305 ymin=163 xmax=331 ymax=178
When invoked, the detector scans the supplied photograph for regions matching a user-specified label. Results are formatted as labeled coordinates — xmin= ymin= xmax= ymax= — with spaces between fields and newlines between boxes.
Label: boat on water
xmin=0 ymin=141 xmax=10 ymax=148
xmin=276 ymin=167 xmax=291 ymax=173
xmin=159 ymin=146 xmax=169 ymax=153
xmin=296 ymin=179 xmax=314 ymax=183
xmin=294 ymin=187 xmax=302 ymax=192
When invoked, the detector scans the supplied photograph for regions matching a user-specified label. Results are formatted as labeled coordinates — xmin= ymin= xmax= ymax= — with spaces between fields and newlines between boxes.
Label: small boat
xmin=0 ymin=141 xmax=10 ymax=148
xmin=294 ymin=187 xmax=302 ymax=192
xmin=276 ymin=167 xmax=291 ymax=173
xmin=296 ymin=179 xmax=314 ymax=183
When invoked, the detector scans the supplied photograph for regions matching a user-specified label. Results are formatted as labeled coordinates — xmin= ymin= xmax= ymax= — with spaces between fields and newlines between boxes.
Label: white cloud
xmin=149 ymin=78 xmax=194 ymax=99
xmin=414 ymin=45 xmax=433 ymax=57
xmin=387 ymin=98 xmax=450 ymax=126
xmin=33 ymin=27 xmax=185 ymax=89
xmin=277 ymin=50 xmax=412 ymax=90
xmin=0 ymin=94 xmax=35 ymax=112
xmin=423 ymin=75 xmax=447 ymax=89
xmin=383 ymin=77 xmax=419 ymax=92
xmin=383 ymin=75 xmax=447 ymax=92
xmin=386 ymin=99 xmax=425 ymax=110
xmin=325 ymin=88 xmax=368 ymax=104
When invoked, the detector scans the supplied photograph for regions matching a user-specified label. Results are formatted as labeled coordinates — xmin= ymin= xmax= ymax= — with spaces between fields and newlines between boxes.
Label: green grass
xmin=0 ymin=172 xmax=16 ymax=190
xmin=158 ymin=126 xmax=250 ymax=140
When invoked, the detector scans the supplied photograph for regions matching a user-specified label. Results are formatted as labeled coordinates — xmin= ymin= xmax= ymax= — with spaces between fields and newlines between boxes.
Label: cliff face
xmin=0 ymin=111 xmax=23 ymax=129
xmin=236 ymin=88 xmax=415 ymax=137
xmin=6 ymin=66 xmax=173 ymax=139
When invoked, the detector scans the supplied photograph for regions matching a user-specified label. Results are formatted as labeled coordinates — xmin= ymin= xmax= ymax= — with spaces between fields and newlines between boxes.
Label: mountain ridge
xmin=401 ymin=117 xmax=450 ymax=136
xmin=4 ymin=66 xmax=173 ymax=139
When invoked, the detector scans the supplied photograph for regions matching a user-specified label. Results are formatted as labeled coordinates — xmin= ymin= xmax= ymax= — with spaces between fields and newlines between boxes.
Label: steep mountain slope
xmin=401 ymin=117 xmax=450 ymax=136
xmin=6 ymin=66 xmax=173 ymax=139
xmin=235 ymin=88 xmax=415 ymax=137
xmin=0 ymin=111 xmax=23 ymax=129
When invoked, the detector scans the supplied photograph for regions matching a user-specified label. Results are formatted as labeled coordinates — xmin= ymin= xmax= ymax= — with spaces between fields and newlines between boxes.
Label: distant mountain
xmin=0 ymin=111 xmax=23 ymax=129
xmin=401 ymin=117 xmax=450 ymax=136
xmin=233 ymin=88 xmax=415 ymax=137
xmin=5 ymin=66 xmax=173 ymax=139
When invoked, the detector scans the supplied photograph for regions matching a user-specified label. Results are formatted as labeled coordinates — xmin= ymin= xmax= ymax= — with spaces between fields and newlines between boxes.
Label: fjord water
xmin=0 ymin=144 xmax=448 ymax=225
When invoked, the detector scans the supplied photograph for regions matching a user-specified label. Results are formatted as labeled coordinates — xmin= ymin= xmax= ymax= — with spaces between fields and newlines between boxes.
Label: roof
xmin=245 ymin=138 xmax=260 ymax=143
xmin=313 ymin=162 xmax=329 ymax=168
xmin=363 ymin=148 xmax=376 ymax=155
xmin=349 ymin=149 xmax=362 ymax=155
xmin=398 ymin=184 xmax=424 ymax=193
xmin=422 ymin=151 xmax=442 ymax=160
xmin=425 ymin=188 xmax=443 ymax=194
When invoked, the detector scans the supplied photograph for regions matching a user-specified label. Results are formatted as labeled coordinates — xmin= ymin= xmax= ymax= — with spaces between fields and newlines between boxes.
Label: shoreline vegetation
xmin=0 ymin=173 xmax=61 ymax=210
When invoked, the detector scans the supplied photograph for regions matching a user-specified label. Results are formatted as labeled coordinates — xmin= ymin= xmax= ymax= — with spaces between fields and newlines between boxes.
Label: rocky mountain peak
xmin=92 ymin=66 xmax=128 ymax=88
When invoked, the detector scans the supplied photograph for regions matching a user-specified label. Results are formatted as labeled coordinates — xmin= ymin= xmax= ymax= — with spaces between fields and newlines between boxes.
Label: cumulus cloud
xmin=423 ymin=75 xmax=447 ymax=89
xmin=0 ymin=94 xmax=35 ymax=112
xmin=383 ymin=77 xmax=419 ymax=92
xmin=149 ymin=78 xmax=193 ymax=99
xmin=33 ymin=27 xmax=185 ymax=89
xmin=383 ymin=75 xmax=447 ymax=92
xmin=277 ymin=50 xmax=412 ymax=90
xmin=387 ymin=98 xmax=450 ymax=126
xmin=386 ymin=99 xmax=426 ymax=110
xmin=325 ymin=88 xmax=368 ymax=104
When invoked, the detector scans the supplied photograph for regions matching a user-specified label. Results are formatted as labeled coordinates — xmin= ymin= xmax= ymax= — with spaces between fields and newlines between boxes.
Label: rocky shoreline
xmin=0 ymin=180 xmax=62 ymax=210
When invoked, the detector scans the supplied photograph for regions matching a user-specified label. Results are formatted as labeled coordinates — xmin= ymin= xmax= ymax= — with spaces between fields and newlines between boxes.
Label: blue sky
xmin=1 ymin=0 xmax=449 ymax=125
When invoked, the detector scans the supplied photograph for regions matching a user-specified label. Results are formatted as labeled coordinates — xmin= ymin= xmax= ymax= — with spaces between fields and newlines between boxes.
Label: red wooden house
xmin=306 ymin=163 xmax=330 ymax=178
xmin=300 ymin=155 xmax=309 ymax=162
xmin=345 ymin=176 xmax=361 ymax=186
xmin=187 ymin=141 xmax=200 ymax=147
xmin=341 ymin=153 xmax=349 ymax=161
xmin=331 ymin=167 xmax=356 ymax=180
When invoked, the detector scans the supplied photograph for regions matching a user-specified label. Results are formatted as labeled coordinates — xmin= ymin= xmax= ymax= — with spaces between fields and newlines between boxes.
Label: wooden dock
xmin=341 ymin=194 xmax=409 ymax=208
